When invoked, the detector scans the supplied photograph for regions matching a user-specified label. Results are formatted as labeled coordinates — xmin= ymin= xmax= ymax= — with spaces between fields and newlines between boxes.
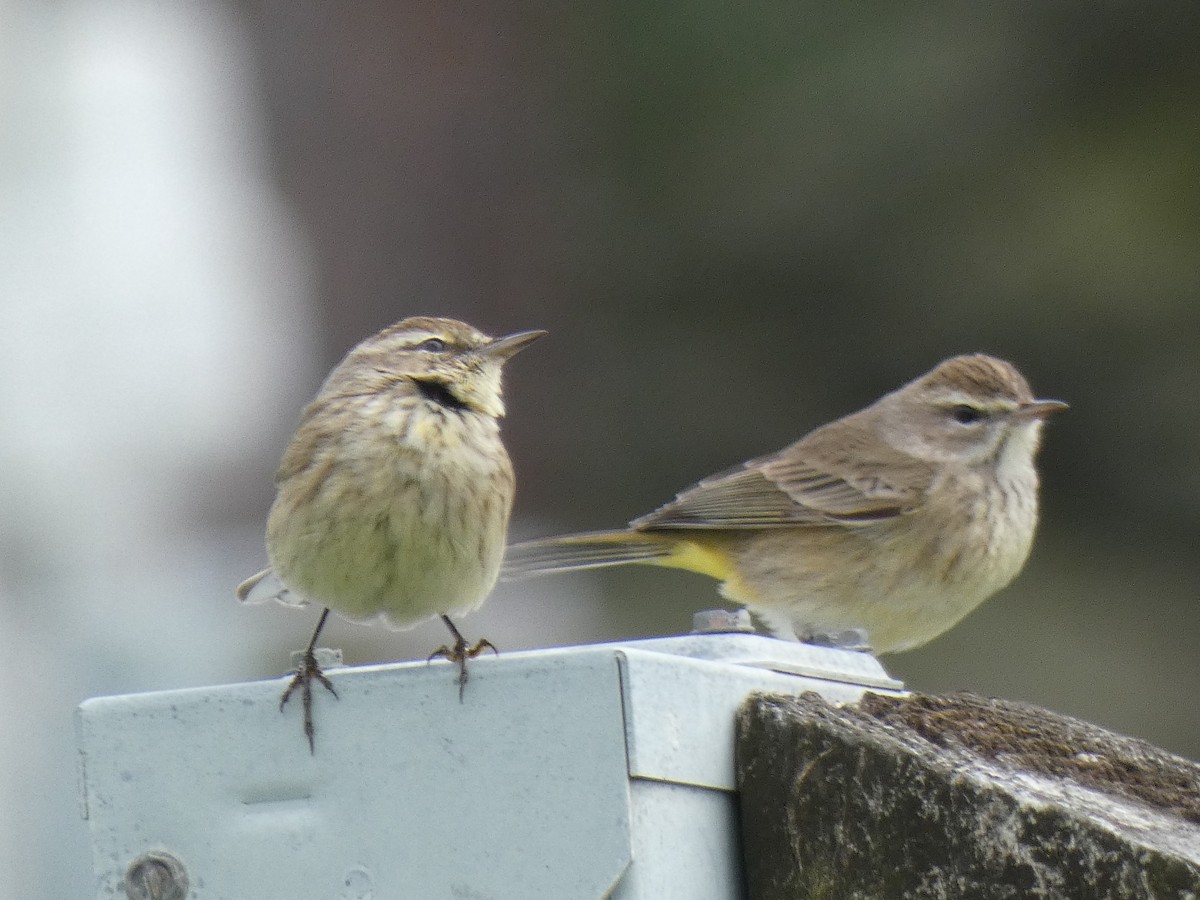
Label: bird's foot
xmin=280 ymin=647 xmax=339 ymax=753
xmin=428 ymin=629 xmax=498 ymax=701
xmin=801 ymin=627 xmax=873 ymax=653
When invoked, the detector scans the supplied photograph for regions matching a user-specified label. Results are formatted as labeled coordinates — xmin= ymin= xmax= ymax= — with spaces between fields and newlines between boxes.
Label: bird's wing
xmin=630 ymin=464 xmax=824 ymax=529
xmin=631 ymin=429 xmax=932 ymax=530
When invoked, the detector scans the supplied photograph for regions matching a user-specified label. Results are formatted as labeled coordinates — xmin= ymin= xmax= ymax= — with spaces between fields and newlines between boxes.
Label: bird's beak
xmin=474 ymin=329 xmax=547 ymax=363
xmin=1015 ymin=398 xmax=1069 ymax=420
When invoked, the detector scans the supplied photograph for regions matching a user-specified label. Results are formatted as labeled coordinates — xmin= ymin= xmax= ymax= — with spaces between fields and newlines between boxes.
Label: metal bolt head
xmin=124 ymin=850 xmax=188 ymax=900
xmin=290 ymin=646 xmax=344 ymax=670
xmin=691 ymin=608 xmax=755 ymax=634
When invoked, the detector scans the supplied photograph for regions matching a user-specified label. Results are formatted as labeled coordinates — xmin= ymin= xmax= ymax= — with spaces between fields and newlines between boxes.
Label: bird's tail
xmin=501 ymin=530 xmax=674 ymax=580
xmin=235 ymin=568 xmax=308 ymax=608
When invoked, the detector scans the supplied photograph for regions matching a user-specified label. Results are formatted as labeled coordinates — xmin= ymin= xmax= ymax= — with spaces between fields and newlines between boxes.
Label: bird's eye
xmin=416 ymin=337 xmax=447 ymax=352
xmin=951 ymin=404 xmax=982 ymax=424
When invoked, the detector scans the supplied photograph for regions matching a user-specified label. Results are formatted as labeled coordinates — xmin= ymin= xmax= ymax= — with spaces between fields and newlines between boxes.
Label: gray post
xmin=77 ymin=629 xmax=903 ymax=899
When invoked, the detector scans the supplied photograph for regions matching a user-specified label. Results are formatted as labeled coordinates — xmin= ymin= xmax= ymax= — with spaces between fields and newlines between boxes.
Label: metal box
xmin=77 ymin=632 xmax=903 ymax=899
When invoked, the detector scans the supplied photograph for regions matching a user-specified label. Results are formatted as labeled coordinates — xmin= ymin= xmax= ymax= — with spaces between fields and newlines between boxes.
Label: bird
xmin=238 ymin=316 xmax=544 ymax=749
xmin=503 ymin=354 xmax=1065 ymax=654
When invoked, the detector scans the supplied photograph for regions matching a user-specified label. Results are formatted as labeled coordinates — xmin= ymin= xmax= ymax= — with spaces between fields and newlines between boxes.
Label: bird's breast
xmin=916 ymin=465 xmax=1040 ymax=591
xmin=266 ymin=400 xmax=515 ymax=627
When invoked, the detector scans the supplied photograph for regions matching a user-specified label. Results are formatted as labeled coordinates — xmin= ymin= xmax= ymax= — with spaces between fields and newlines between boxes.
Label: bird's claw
xmin=428 ymin=635 xmax=498 ymax=701
xmin=801 ymin=627 xmax=874 ymax=653
xmin=280 ymin=648 xmax=339 ymax=753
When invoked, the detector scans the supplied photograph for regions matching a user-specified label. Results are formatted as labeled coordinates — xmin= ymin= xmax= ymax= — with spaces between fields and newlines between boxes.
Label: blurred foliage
xmin=240 ymin=0 xmax=1199 ymax=755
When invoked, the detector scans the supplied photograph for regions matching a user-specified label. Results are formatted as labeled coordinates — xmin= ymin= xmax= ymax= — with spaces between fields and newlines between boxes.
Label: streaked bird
xmin=239 ymin=316 xmax=544 ymax=749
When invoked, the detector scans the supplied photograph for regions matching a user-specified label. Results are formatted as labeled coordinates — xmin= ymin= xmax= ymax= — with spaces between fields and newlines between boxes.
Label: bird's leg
xmin=428 ymin=614 xmax=497 ymax=701
xmin=280 ymin=607 xmax=339 ymax=752
xmin=800 ymin=627 xmax=873 ymax=653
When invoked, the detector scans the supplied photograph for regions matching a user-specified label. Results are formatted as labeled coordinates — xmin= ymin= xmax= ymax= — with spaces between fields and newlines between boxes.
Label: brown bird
xmin=504 ymin=354 xmax=1065 ymax=653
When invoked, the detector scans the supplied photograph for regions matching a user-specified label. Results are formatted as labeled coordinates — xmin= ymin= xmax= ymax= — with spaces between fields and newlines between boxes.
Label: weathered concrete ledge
xmin=737 ymin=690 xmax=1200 ymax=899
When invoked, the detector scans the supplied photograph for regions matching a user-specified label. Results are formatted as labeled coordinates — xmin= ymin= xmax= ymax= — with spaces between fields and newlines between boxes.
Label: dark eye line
xmin=950 ymin=404 xmax=983 ymax=424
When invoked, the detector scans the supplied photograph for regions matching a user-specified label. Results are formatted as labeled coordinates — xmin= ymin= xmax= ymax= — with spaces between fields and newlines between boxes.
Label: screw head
xmin=124 ymin=850 xmax=188 ymax=900
xmin=290 ymin=646 xmax=344 ymax=670
xmin=691 ymin=608 xmax=755 ymax=634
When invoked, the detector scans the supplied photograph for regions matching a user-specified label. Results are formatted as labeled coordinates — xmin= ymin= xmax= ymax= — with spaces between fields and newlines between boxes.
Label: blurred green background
xmin=240 ymin=0 xmax=1199 ymax=752
xmin=1 ymin=3 xmax=1197 ymax=898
